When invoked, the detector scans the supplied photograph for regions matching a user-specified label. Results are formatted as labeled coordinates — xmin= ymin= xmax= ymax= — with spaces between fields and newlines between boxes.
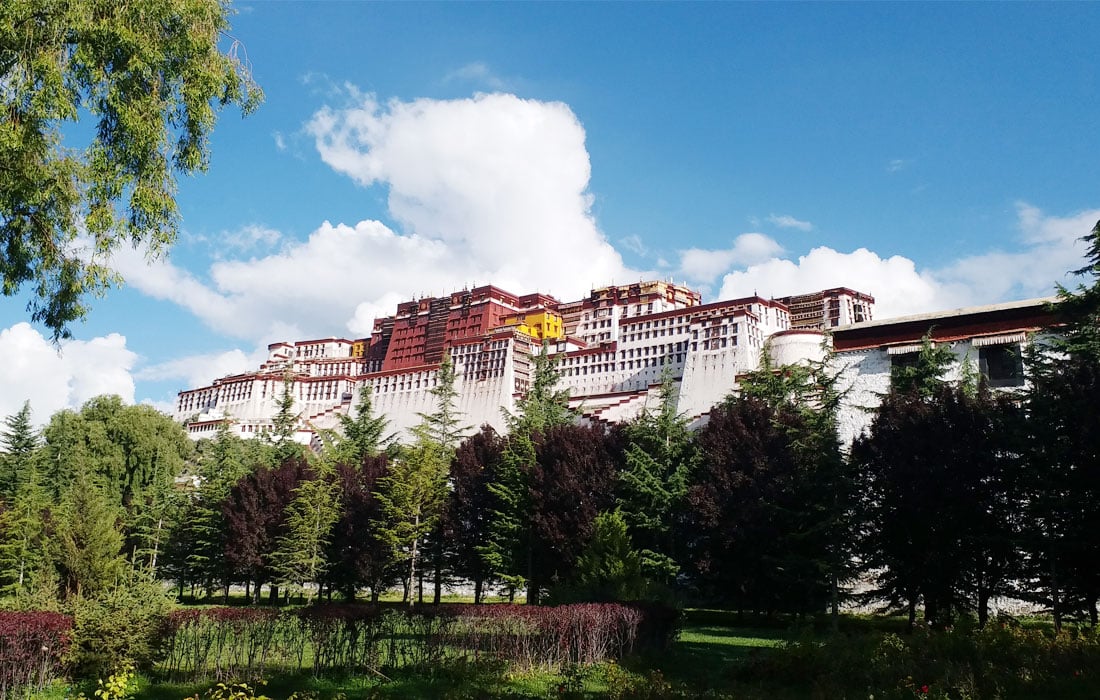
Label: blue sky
xmin=2 ymin=1 xmax=1099 ymax=421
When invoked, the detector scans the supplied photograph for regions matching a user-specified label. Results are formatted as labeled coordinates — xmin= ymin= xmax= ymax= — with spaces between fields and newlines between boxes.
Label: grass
xmin=120 ymin=615 xmax=797 ymax=699
xmin=65 ymin=610 xmax=1100 ymax=699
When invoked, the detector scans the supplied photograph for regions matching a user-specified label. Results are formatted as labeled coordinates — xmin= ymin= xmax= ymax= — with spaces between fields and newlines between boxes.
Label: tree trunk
xmin=474 ymin=578 xmax=483 ymax=605
xmin=527 ymin=543 xmax=539 ymax=605
xmin=433 ymin=538 xmax=442 ymax=605
xmin=408 ymin=516 xmax=419 ymax=608
xmin=830 ymin=571 xmax=839 ymax=633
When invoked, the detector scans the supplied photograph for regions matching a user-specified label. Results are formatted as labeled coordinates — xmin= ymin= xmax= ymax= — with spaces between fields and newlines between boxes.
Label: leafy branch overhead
xmin=0 ymin=0 xmax=262 ymax=338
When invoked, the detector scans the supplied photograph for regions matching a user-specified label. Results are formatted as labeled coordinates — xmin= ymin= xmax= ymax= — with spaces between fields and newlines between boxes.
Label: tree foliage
xmin=616 ymin=369 xmax=694 ymax=584
xmin=0 ymin=0 xmax=262 ymax=338
xmin=853 ymin=383 xmax=1023 ymax=628
xmin=0 ymin=401 xmax=39 ymax=502
xmin=445 ymin=425 xmax=504 ymax=604
xmin=324 ymin=455 xmax=394 ymax=601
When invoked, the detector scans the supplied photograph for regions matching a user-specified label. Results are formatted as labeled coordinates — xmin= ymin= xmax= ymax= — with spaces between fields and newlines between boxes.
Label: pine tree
xmin=332 ymin=385 xmax=394 ymax=463
xmin=56 ymin=468 xmax=125 ymax=599
xmin=374 ymin=353 xmax=465 ymax=606
xmin=0 ymin=461 xmax=51 ymax=597
xmin=483 ymin=343 xmax=575 ymax=603
xmin=567 ymin=510 xmax=646 ymax=602
xmin=0 ymin=401 xmax=39 ymax=502
xmin=270 ymin=372 xmax=305 ymax=464
xmin=889 ymin=335 xmax=954 ymax=397
xmin=1020 ymin=219 xmax=1100 ymax=630
xmin=616 ymin=368 xmax=695 ymax=585
xmin=373 ymin=428 xmax=449 ymax=606
xmin=271 ymin=470 xmax=341 ymax=603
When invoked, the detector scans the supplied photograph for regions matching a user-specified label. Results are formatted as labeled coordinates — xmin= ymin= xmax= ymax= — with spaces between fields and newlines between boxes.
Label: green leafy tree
xmin=37 ymin=396 xmax=191 ymax=570
xmin=0 ymin=0 xmax=262 ymax=338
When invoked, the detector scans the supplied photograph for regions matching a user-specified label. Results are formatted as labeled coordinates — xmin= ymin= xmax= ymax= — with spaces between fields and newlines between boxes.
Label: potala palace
xmin=173 ymin=280 xmax=1053 ymax=448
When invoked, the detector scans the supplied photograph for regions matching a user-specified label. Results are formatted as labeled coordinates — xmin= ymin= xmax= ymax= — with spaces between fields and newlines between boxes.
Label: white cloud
xmin=678 ymin=233 xmax=784 ymax=283
xmin=767 ymin=214 xmax=813 ymax=232
xmin=222 ymin=224 xmax=282 ymax=252
xmin=619 ymin=234 xmax=648 ymax=257
xmin=273 ymin=131 xmax=286 ymax=151
xmin=718 ymin=247 xmax=954 ymax=317
xmin=888 ymin=158 xmax=907 ymax=173
xmin=0 ymin=323 xmax=136 ymax=424
xmin=444 ymin=62 xmax=506 ymax=89
xmin=136 ymin=346 xmax=269 ymax=389
xmin=116 ymin=90 xmax=639 ymax=345
xmin=718 ymin=204 xmax=1100 ymax=318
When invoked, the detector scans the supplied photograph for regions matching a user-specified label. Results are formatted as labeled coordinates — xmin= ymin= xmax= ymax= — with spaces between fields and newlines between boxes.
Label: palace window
xmin=979 ymin=343 xmax=1024 ymax=388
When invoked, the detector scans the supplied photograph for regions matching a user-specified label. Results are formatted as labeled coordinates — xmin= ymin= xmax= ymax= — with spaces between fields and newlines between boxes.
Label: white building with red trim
xmin=174 ymin=281 xmax=870 ymax=442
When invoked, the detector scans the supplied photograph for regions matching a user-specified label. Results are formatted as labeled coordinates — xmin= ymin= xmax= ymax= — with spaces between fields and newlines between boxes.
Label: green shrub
xmin=67 ymin=575 xmax=174 ymax=677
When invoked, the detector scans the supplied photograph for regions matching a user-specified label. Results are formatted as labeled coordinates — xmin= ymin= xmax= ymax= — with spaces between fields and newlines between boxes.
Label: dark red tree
xmin=222 ymin=458 xmax=310 ymax=603
xmin=527 ymin=423 xmax=620 ymax=604
xmin=323 ymin=454 xmax=394 ymax=602
xmin=445 ymin=425 xmax=504 ymax=604
xmin=685 ymin=396 xmax=833 ymax=615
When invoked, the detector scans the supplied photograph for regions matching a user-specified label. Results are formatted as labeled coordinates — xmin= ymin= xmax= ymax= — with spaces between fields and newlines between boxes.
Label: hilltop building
xmin=175 ymin=281 xmax=872 ymax=443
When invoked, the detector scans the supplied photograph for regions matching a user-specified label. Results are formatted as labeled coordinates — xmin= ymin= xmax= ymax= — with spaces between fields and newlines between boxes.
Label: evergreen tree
xmin=1020 ymin=219 xmax=1100 ymax=630
xmin=332 ymin=385 xmax=394 ymax=463
xmin=165 ymin=423 xmax=254 ymax=598
xmin=0 ymin=401 xmax=39 ymax=502
xmin=853 ymin=383 xmax=1022 ymax=628
xmin=374 ymin=354 xmax=464 ymax=605
xmin=616 ymin=368 xmax=695 ymax=585
xmin=0 ymin=460 xmax=51 ymax=597
xmin=564 ymin=509 xmax=646 ymax=603
xmin=686 ymin=395 xmax=834 ymax=615
xmin=482 ymin=343 xmax=575 ymax=603
xmin=889 ymin=335 xmax=954 ymax=397
xmin=55 ymin=468 xmax=125 ymax=599
xmin=271 ymin=469 xmax=341 ymax=603
xmin=271 ymin=372 xmax=306 ymax=464
xmin=373 ymin=427 xmax=449 ymax=606
xmin=739 ymin=347 xmax=859 ymax=626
